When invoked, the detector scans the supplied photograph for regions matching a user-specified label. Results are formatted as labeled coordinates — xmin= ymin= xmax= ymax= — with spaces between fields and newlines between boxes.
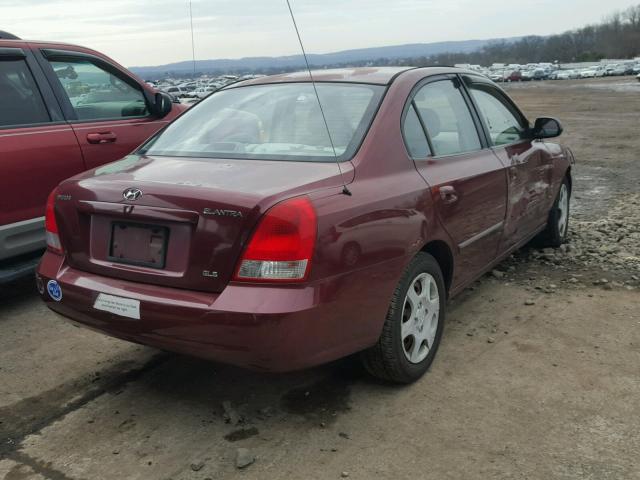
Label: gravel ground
xmin=504 ymin=76 xmax=640 ymax=282
xmin=1 ymin=76 xmax=639 ymax=480
xmin=567 ymin=194 xmax=640 ymax=274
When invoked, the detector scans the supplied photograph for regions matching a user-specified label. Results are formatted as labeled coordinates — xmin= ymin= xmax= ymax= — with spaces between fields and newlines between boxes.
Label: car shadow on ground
xmin=0 ymin=338 xmax=398 ymax=459
xmin=0 ymin=277 xmax=38 ymax=313
xmin=130 ymin=351 xmax=380 ymax=427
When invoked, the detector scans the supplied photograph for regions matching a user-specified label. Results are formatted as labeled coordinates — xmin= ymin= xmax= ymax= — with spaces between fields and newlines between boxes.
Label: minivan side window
xmin=47 ymin=59 xmax=148 ymax=121
xmin=465 ymin=80 xmax=528 ymax=146
xmin=413 ymin=80 xmax=481 ymax=156
xmin=0 ymin=59 xmax=50 ymax=127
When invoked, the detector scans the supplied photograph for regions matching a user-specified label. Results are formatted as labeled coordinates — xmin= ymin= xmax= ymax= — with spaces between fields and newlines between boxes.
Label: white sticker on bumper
xmin=94 ymin=293 xmax=140 ymax=320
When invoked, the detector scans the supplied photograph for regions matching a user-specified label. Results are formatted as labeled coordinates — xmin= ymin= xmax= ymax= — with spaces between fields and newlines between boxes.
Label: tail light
xmin=45 ymin=188 xmax=63 ymax=255
xmin=234 ymin=197 xmax=317 ymax=283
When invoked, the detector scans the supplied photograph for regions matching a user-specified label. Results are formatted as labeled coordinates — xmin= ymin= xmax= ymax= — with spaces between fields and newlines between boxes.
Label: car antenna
xmin=285 ymin=0 xmax=352 ymax=196
xmin=189 ymin=0 xmax=196 ymax=78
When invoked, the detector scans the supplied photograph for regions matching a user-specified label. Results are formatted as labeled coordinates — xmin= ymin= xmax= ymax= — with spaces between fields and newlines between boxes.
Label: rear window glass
xmin=142 ymin=82 xmax=384 ymax=162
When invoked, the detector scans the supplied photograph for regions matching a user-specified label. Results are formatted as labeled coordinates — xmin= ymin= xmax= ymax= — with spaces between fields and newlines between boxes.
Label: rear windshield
xmin=142 ymin=82 xmax=385 ymax=162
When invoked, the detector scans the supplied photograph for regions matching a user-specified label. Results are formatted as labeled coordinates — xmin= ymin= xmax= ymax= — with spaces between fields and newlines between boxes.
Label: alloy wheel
xmin=401 ymin=273 xmax=440 ymax=364
xmin=557 ymin=183 xmax=569 ymax=238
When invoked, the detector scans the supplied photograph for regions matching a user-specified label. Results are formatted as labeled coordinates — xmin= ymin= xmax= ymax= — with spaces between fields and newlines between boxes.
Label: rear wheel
xmin=539 ymin=177 xmax=570 ymax=248
xmin=361 ymin=253 xmax=445 ymax=384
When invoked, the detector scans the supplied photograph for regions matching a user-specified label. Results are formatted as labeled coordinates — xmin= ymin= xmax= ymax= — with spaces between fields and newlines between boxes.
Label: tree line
xmin=161 ymin=4 xmax=640 ymax=79
xmin=380 ymin=4 xmax=640 ymax=67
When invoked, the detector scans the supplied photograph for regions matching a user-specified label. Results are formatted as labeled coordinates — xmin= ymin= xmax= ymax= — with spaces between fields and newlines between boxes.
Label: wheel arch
xmin=420 ymin=240 xmax=454 ymax=297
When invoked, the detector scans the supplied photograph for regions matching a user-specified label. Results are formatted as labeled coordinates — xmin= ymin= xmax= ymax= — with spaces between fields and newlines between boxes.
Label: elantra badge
xmin=123 ymin=188 xmax=143 ymax=201
xmin=203 ymin=208 xmax=243 ymax=218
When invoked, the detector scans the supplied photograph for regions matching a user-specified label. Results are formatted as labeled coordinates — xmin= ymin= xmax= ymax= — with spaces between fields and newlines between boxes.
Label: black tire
xmin=538 ymin=177 xmax=571 ymax=248
xmin=361 ymin=252 xmax=446 ymax=384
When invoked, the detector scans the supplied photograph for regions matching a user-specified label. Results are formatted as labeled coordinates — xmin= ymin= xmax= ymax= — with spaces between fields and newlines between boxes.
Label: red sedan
xmin=37 ymin=67 xmax=574 ymax=383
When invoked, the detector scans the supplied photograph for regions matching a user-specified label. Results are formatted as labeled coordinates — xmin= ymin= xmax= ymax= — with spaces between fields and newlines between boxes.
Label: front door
xmin=404 ymin=77 xmax=507 ymax=288
xmin=39 ymin=51 xmax=167 ymax=170
xmin=461 ymin=75 xmax=554 ymax=251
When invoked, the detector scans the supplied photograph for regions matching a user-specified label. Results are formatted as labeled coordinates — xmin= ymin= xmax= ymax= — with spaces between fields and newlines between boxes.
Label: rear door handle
xmin=439 ymin=186 xmax=458 ymax=204
xmin=87 ymin=132 xmax=117 ymax=144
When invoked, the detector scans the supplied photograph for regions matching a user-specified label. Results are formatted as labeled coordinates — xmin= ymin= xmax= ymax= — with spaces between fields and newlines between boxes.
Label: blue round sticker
xmin=47 ymin=280 xmax=63 ymax=302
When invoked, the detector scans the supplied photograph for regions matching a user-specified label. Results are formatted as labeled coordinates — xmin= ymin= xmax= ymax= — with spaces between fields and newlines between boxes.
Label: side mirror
xmin=152 ymin=92 xmax=173 ymax=118
xmin=532 ymin=117 xmax=563 ymax=139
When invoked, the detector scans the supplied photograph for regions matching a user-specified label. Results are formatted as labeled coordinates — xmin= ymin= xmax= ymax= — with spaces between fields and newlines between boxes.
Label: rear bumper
xmin=37 ymin=252 xmax=403 ymax=372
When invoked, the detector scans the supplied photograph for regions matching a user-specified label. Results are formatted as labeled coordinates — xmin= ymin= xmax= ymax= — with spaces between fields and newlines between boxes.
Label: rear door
xmin=403 ymin=75 xmax=507 ymax=287
xmin=0 ymin=44 xmax=84 ymax=258
xmin=461 ymin=75 xmax=554 ymax=251
xmin=35 ymin=48 xmax=170 ymax=170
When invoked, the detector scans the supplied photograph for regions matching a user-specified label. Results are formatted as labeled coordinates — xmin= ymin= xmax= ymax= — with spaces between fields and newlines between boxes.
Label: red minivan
xmin=0 ymin=32 xmax=185 ymax=282
xmin=37 ymin=67 xmax=574 ymax=383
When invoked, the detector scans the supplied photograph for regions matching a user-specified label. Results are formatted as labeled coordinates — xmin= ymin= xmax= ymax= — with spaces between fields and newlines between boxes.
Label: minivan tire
xmin=361 ymin=252 xmax=445 ymax=384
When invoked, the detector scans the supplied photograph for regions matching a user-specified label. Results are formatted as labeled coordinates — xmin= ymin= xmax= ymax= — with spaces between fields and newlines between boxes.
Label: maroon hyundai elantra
xmin=37 ymin=67 xmax=574 ymax=383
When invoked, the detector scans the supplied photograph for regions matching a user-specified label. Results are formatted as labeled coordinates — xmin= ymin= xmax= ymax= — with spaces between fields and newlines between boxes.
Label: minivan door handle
xmin=86 ymin=132 xmax=117 ymax=144
xmin=439 ymin=186 xmax=458 ymax=204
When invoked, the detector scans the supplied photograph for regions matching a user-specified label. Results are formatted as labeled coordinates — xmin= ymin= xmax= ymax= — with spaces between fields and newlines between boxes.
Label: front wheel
xmin=539 ymin=177 xmax=570 ymax=248
xmin=361 ymin=253 xmax=445 ymax=384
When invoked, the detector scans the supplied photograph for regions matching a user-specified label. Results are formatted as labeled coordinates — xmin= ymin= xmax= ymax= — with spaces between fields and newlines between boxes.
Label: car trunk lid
xmin=55 ymin=155 xmax=350 ymax=292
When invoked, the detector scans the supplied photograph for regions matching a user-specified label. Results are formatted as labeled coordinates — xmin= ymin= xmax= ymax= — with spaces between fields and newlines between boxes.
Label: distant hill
xmin=130 ymin=37 xmax=520 ymax=78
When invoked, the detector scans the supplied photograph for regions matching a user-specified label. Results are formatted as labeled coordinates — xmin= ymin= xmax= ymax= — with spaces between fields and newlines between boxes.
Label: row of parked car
xmin=485 ymin=62 xmax=640 ymax=82
xmin=551 ymin=63 xmax=640 ymax=80
xmin=151 ymin=74 xmax=265 ymax=102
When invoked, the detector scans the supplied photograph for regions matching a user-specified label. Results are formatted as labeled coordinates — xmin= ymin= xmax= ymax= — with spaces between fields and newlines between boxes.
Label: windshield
xmin=142 ymin=82 xmax=385 ymax=162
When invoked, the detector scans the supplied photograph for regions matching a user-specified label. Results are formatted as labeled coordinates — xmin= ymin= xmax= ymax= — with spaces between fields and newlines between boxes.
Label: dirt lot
xmin=1 ymin=76 xmax=639 ymax=480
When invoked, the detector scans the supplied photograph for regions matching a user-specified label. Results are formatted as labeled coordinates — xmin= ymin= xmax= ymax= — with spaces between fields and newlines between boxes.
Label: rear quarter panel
xmin=306 ymin=70 xmax=457 ymax=342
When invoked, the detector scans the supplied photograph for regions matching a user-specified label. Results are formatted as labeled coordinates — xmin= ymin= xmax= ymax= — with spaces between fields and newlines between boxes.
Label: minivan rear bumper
xmin=37 ymin=251 xmax=398 ymax=372
xmin=0 ymin=217 xmax=45 ymax=261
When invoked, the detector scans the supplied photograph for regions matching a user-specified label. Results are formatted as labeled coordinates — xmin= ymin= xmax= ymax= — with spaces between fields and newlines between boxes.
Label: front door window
xmin=47 ymin=59 xmax=148 ymax=120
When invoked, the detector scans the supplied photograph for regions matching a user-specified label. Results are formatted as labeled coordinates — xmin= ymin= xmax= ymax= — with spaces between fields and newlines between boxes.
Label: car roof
xmin=0 ymin=38 xmax=82 ymax=48
xmin=230 ymin=66 xmax=475 ymax=88
xmin=233 ymin=67 xmax=410 ymax=87
xmin=0 ymin=38 xmax=109 ymax=57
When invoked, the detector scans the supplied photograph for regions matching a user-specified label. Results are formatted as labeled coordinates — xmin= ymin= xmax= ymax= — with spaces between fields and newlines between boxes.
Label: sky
xmin=3 ymin=0 xmax=638 ymax=67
